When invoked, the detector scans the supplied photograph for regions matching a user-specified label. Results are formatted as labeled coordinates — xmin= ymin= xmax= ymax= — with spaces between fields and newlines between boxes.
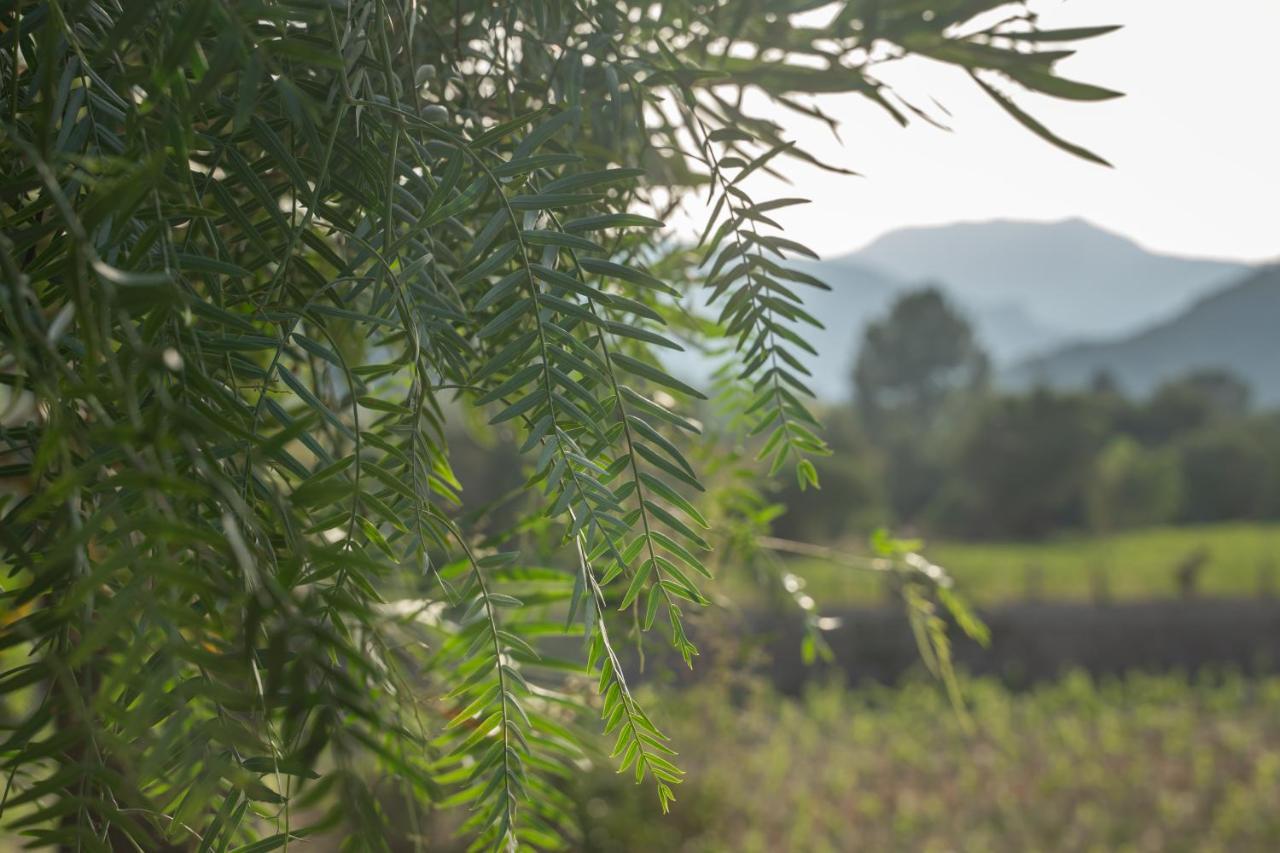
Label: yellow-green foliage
xmin=775 ymin=523 xmax=1280 ymax=606
xmin=580 ymin=673 xmax=1280 ymax=852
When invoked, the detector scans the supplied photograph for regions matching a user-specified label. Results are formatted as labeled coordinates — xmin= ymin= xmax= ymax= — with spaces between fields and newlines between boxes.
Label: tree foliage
xmin=854 ymin=286 xmax=990 ymax=439
xmin=1 ymin=0 xmax=1115 ymax=848
xmin=1086 ymin=437 xmax=1182 ymax=533
xmin=890 ymin=371 xmax=1280 ymax=541
xmin=935 ymin=389 xmax=1109 ymax=538
xmin=851 ymin=287 xmax=989 ymax=522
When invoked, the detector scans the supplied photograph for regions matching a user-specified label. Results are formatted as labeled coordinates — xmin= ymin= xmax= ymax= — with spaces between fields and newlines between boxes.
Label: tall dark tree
xmin=853 ymin=287 xmax=990 ymax=440
xmin=852 ymin=287 xmax=989 ymax=522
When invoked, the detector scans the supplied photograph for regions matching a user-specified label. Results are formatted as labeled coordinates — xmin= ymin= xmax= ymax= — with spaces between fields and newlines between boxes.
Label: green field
xmin=773 ymin=523 xmax=1280 ymax=607
xmin=578 ymin=672 xmax=1280 ymax=852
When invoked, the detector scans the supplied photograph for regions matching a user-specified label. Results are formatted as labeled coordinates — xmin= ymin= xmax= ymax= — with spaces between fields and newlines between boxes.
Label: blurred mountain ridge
xmin=843 ymin=217 xmax=1249 ymax=338
xmin=1007 ymin=264 xmax=1280 ymax=404
xmin=778 ymin=218 xmax=1257 ymax=400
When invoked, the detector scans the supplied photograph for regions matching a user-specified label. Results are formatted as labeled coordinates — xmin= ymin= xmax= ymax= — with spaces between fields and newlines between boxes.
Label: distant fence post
xmin=1259 ymin=558 xmax=1276 ymax=599
xmin=1023 ymin=562 xmax=1044 ymax=601
xmin=1090 ymin=564 xmax=1111 ymax=605
xmin=1175 ymin=547 xmax=1209 ymax=599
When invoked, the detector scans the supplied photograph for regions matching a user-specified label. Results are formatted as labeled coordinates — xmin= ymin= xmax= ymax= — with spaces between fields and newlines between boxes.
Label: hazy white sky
xmin=696 ymin=0 xmax=1280 ymax=263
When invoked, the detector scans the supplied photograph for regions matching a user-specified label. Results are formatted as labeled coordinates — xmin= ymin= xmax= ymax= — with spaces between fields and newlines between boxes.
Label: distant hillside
xmin=789 ymin=260 xmax=1066 ymax=396
xmin=667 ymin=219 xmax=1259 ymax=402
xmin=805 ymin=253 xmax=1070 ymax=349
xmin=846 ymin=218 xmax=1248 ymax=340
xmin=671 ymin=257 xmax=1073 ymax=400
xmin=788 ymin=258 xmax=900 ymax=397
xmin=1007 ymin=266 xmax=1280 ymax=404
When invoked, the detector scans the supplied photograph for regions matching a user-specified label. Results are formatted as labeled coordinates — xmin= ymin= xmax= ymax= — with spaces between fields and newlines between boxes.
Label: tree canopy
xmin=1 ymin=1 xmax=1117 ymax=848
xmin=854 ymin=286 xmax=990 ymax=436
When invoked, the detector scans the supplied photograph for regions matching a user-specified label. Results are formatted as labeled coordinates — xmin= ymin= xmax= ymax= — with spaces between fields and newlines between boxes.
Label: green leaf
xmin=970 ymin=72 xmax=1112 ymax=166
xmin=610 ymin=352 xmax=706 ymax=400
xmin=619 ymin=559 xmax=653 ymax=609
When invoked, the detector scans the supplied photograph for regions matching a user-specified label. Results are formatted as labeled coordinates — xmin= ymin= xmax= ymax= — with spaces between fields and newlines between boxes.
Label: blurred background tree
xmin=1086 ymin=437 xmax=1182 ymax=533
xmin=853 ymin=287 xmax=989 ymax=524
xmin=853 ymin=287 xmax=990 ymax=441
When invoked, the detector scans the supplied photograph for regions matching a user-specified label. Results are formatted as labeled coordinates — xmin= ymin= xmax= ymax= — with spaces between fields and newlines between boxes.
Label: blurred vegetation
xmin=575 ymin=672 xmax=1280 ymax=852
xmin=744 ymin=523 xmax=1280 ymax=607
xmin=766 ymin=288 xmax=1280 ymax=545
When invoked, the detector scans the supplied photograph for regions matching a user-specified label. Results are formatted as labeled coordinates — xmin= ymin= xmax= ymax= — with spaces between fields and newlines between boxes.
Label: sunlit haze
xmin=673 ymin=0 xmax=1280 ymax=263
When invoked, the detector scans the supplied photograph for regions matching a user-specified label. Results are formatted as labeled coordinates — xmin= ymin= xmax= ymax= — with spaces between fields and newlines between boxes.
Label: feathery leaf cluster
xmin=1 ymin=0 xmax=1114 ymax=848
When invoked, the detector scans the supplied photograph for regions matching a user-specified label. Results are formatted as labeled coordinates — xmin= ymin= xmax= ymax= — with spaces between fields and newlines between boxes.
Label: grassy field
xmin=772 ymin=523 xmax=1280 ymax=607
xmin=578 ymin=672 xmax=1280 ymax=852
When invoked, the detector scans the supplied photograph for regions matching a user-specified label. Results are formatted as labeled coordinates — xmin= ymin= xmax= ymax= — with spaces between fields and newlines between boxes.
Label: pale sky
xmin=685 ymin=0 xmax=1280 ymax=264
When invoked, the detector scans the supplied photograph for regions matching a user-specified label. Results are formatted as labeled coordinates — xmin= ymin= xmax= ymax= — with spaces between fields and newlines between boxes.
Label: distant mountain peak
xmin=670 ymin=220 xmax=1258 ymax=403
xmin=854 ymin=217 xmax=1144 ymax=260
xmin=841 ymin=218 xmax=1248 ymax=339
